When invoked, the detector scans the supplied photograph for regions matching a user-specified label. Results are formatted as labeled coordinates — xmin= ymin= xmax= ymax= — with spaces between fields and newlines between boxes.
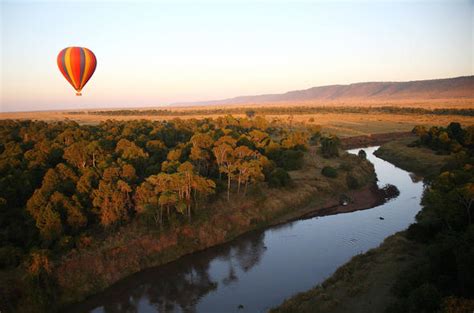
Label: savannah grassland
xmin=1 ymin=101 xmax=473 ymax=312
xmin=2 ymin=99 xmax=474 ymax=137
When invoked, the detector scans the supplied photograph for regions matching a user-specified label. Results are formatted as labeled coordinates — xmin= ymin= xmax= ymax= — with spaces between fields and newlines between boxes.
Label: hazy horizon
xmin=2 ymin=0 xmax=473 ymax=113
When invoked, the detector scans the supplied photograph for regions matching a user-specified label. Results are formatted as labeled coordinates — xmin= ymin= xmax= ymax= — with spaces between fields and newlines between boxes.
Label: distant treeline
xmin=68 ymin=106 xmax=474 ymax=117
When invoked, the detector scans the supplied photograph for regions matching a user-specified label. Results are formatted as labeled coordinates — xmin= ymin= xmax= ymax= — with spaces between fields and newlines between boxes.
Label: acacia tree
xmin=241 ymin=159 xmax=265 ymax=195
xmin=161 ymin=147 xmax=182 ymax=173
xmin=281 ymin=131 xmax=309 ymax=150
xmin=63 ymin=141 xmax=89 ymax=169
xmin=189 ymin=133 xmax=214 ymax=175
xmin=213 ymin=143 xmax=236 ymax=201
xmin=137 ymin=164 xmax=215 ymax=225
xmin=139 ymin=174 xmax=178 ymax=226
xmin=233 ymin=146 xmax=256 ymax=194
xmin=92 ymin=167 xmax=133 ymax=227
xmin=135 ymin=181 xmax=161 ymax=225
xmin=249 ymin=130 xmax=270 ymax=149
xmin=159 ymin=191 xmax=179 ymax=225
xmin=26 ymin=164 xmax=81 ymax=241
xmin=177 ymin=161 xmax=215 ymax=220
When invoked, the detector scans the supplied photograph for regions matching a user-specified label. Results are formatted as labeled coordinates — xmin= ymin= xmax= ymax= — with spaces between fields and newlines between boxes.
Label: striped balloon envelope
xmin=57 ymin=47 xmax=97 ymax=96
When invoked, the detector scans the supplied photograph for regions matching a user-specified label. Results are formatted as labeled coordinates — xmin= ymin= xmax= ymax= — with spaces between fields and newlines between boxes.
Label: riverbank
xmin=55 ymin=150 xmax=377 ymax=312
xmin=340 ymin=131 xmax=412 ymax=149
xmin=269 ymin=139 xmax=450 ymax=313
xmin=374 ymin=136 xmax=448 ymax=177
xmin=2 ymin=145 xmax=382 ymax=313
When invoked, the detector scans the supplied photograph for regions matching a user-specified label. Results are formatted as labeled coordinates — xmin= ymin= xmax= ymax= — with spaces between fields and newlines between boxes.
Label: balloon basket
xmin=76 ymin=92 xmax=82 ymax=96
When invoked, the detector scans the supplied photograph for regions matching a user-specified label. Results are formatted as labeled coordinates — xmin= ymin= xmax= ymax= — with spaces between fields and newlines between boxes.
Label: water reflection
xmin=71 ymin=232 xmax=267 ymax=313
xmin=70 ymin=147 xmax=424 ymax=313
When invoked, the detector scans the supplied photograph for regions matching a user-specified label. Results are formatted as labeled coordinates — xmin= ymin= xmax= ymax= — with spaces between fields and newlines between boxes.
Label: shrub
xmin=281 ymin=150 xmax=304 ymax=170
xmin=320 ymin=136 xmax=340 ymax=158
xmin=346 ymin=175 xmax=359 ymax=189
xmin=358 ymin=149 xmax=367 ymax=160
xmin=321 ymin=166 xmax=338 ymax=178
xmin=266 ymin=149 xmax=304 ymax=171
xmin=268 ymin=168 xmax=292 ymax=188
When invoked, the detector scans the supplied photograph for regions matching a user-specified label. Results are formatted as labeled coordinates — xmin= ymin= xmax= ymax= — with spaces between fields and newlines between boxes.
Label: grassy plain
xmin=374 ymin=137 xmax=450 ymax=177
xmin=1 ymin=101 xmax=474 ymax=137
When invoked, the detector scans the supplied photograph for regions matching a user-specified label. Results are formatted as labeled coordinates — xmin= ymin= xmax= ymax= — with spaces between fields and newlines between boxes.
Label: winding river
xmin=70 ymin=146 xmax=424 ymax=313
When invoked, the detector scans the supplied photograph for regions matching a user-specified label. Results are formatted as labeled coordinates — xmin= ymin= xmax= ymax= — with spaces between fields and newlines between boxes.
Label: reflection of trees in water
xmin=232 ymin=232 xmax=266 ymax=272
xmin=221 ymin=231 xmax=266 ymax=286
xmin=145 ymin=258 xmax=217 ymax=313
xmin=86 ymin=231 xmax=266 ymax=313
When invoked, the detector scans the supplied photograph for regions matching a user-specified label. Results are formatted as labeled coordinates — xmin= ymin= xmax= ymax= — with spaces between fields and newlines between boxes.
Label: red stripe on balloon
xmin=57 ymin=48 xmax=74 ymax=87
xmin=70 ymin=47 xmax=82 ymax=89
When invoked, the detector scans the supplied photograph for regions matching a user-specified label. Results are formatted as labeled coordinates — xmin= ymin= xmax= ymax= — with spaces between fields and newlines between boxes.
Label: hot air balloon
xmin=57 ymin=47 xmax=97 ymax=96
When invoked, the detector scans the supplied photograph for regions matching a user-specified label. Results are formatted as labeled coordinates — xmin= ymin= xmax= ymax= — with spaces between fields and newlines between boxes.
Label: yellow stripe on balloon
xmin=80 ymin=48 xmax=92 ymax=89
xmin=64 ymin=48 xmax=78 ymax=89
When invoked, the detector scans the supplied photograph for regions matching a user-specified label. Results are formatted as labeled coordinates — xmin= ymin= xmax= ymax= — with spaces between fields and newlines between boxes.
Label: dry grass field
xmin=0 ymin=102 xmax=474 ymax=137
xmin=0 ymin=98 xmax=474 ymax=137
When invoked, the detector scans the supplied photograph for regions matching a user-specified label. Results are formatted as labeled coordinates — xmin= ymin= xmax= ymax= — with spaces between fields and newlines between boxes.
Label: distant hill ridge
xmin=181 ymin=76 xmax=474 ymax=106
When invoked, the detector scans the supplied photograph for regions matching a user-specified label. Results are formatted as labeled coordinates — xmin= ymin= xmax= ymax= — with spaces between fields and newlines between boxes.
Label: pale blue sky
xmin=1 ymin=0 xmax=473 ymax=112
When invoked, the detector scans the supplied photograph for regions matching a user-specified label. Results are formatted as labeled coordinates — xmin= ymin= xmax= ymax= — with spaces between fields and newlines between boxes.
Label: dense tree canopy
xmin=0 ymin=116 xmax=313 ymax=269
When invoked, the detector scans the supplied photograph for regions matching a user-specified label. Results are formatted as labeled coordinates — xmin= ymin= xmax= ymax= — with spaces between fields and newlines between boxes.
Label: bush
xmin=266 ymin=149 xmax=304 ymax=171
xmin=321 ymin=166 xmax=338 ymax=178
xmin=358 ymin=149 xmax=367 ymax=160
xmin=346 ymin=175 xmax=360 ymax=189
xmin=268 ymin=168 xmax=292 ymax=188
xmin=320 ymin=136 xmax=340 ymax=158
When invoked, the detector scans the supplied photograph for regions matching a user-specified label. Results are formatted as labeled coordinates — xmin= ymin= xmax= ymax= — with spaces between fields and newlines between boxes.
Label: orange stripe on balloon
xmin=80 ymin=48 xmax=97 ymax=90
xmin=64 ymin=48 xmax=78 ymax=89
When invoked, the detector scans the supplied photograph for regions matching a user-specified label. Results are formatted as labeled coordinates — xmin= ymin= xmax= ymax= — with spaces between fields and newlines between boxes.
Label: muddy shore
xmin=271 ymin=182 xmax=390 ymax=226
